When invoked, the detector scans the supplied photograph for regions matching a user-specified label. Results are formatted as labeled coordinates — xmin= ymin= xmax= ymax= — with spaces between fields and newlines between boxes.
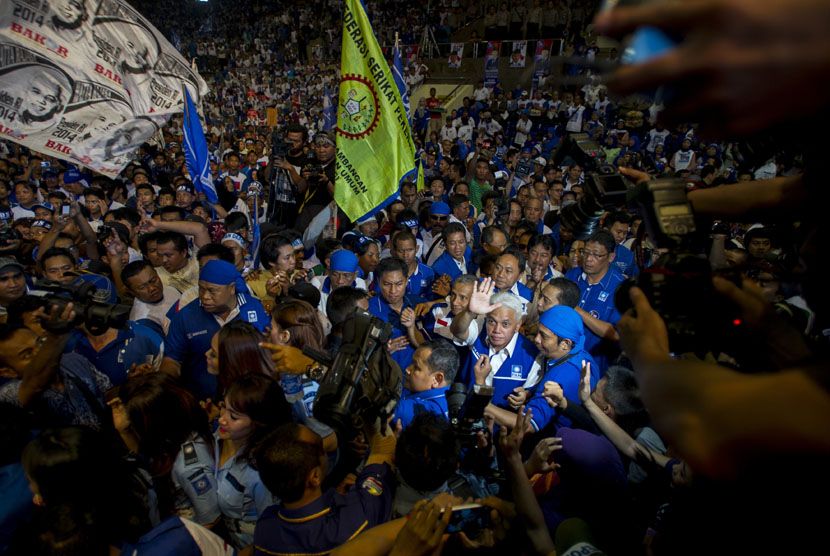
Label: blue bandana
xmin=222 ymin=232 xmax=247 ymax=248
xmin=330 ymin=249 xmax=359 ymax=273
xmin=200 ymin=260 xmax=247 ymax=293
xmin=401 ymin=218 xmax=418 ymax=229
xmin=539 ymin=305 xmax=585 ymax=353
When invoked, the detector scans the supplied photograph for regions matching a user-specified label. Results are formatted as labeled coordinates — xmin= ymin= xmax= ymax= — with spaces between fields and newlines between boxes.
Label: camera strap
xmin=546 ymin=352 xmax=577 ymax=372
xmin=424 ymin=236 xmax=444 ymax=263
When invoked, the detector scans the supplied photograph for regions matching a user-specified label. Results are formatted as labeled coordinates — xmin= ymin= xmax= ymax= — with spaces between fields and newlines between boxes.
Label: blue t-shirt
xmin=431 ymin=250 xmax=469 ymax=282
xmin=165 ymin=294 xmax=268 ymax=398
xmin=64 ymin=322 xmax=164 ymax=386
xmin=366 ymin=293 xmax=427 ymax=373
xmin=394 ymin=386 xmax=450 ymax=429
xmin=526 ymin=349 xmax=598 ymax=432
xmin=407 ymin=263 xmax=437 ymax=300
xmin=564 ymin=267 xmax=626 ymax=374
xmin=612 ymin=243 xmax=637 ymax=277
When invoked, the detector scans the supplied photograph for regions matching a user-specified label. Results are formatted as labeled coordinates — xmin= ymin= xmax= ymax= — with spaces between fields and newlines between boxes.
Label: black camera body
xmin=31 ymin=279 xmax=131 ymax=335
xmin=0 ymin=227 xmax=22 ymax=246
xmin=446 ymin=383 xmax=494 ymax=445
xmin=271 ymin=129 xmax=289 ymax=159
xmin=306 ymin=311 xmax=402 ymax=438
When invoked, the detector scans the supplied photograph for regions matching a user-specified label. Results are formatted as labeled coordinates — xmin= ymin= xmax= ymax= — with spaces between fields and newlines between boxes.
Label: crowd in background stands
xmin=0 ymin=0 xmax=822 ymax=555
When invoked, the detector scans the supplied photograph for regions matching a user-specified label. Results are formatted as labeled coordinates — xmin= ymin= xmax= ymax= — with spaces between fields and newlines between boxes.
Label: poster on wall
xmin=484 ymin=41 xmax=500 ymax=87
xmin=510 ymin=40 xmax=527 ymax=68
xmin=448 ymin=42 xmax=463 ymax=69
xmin=533 ymin=39 xmax=553 ymax=85
xmin=0 ymin=0 xmax=209 ymax=176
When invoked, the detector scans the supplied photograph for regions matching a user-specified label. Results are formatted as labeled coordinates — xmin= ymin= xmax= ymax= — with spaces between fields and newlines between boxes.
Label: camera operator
xmin=296 ymin=130 xmax=337 ymax=232
xmin=0 ymin=257 xmax=27 ymax=323
xmin=263 ymin=124 xmax=309 ymax=229
xmin=0 ymin=301 xmax=113 ymax=431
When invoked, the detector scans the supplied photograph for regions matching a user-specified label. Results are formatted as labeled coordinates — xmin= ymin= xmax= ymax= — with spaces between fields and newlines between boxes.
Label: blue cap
xmin=63 ymin=168 xmax=88 ymax=185
xmin=430 ymin=201 xmax=450 ymax=216
xmin=200 ymin=259 xmax=247 ymax=293
xmin=73 ymin=274 xmax=117 ymax=304
xmin=31 ymin=219 xmax=52 ymax=230
xmin=330 ymin=249 xmax=359 ymax=273
xmin=539 ymin=305 xmax=585 ymax=353
xmin=31 ymin=202 xmax=55 ymax=213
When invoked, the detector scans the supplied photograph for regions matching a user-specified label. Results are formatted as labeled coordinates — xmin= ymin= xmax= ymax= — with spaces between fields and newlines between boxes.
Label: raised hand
xmin=473 ymin=354 xmax=491 ymax=385
xmin=467 ymin=277 xmax=501 ymax=315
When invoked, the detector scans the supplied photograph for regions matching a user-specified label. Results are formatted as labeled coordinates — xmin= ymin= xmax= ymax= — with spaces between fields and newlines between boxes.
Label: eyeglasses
xmin=583 ymin=250 xmax=609 ymax=260
xmin=432 ymin=215 xmax=448 ymax=221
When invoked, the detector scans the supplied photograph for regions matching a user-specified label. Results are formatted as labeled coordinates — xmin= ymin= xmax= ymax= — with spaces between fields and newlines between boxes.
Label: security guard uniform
xmin=171 ymin=436 xmax=220 ymax=526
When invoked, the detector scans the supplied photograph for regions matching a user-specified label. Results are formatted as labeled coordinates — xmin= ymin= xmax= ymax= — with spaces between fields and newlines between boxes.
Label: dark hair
xmin=481 ymin=189 xmax=500 ymax=207
xmin=107 ymin=207 xmax=141 ymax=227
xmin=744 ymin=227 xmax=775 ymax=244
xmin=441 ymin=221 xmax=467 ymax=242
xmin=449 ymin=194 xmax=469 ymax=210
xmin=392 ymin=230 xmax=416 ymax=249
xmin=84 ymin=186 xmax=105 ymax=201
xmin=481 ymin=225 xmax=507 ymax=247
xmin=225 ymin=211 xmax=250 ymax=234
xmin=225 ymin=374 xmax=292 ymax=461
xmin=217 ymin=320 xmax=274 ymax=394
xmin=255 ymin=423 xmax=324 ymax=503
xmin=396 ymin=413 xmax=459 ymax=491
xmin=196 ymin=242 xmax=235 ymax=264
xmin=155 ymin=231 xmax=188 ymax=252
xmin=14 ymin=181 xmax=37 ymax=194
xmin=121 ymin=259 xmax=154 ymax=286
xmin=527 ymin=233 xmax=555 ymax=255
xmin=260 ymin=233 xmax=294 ymax=270
xmin=157 ymin=187 xmax=175 ymax=199
xmin=421 ymin=339 xmax=459 ymax=383
xmin=395 ymin=208 xmax=418 ymax=225
xmin=354 ymin=237 xmax=378 ymax=258
xmin=285 ymin=123 xmax=308 ymax=142
xmin=585 ymin=229 xmax=616 ymax=255
xmin=315 ymin=237 xmax=342 ymax=266
xmin=499 ymin=246 xmax=526 ymax=273
xmin=604 ymin=211 xmax=631 ymax=230
xmin=450 ymin=160 xmax=466 ymax=177
xmin=547 ymin=277 xmax=581 ymax=308
xmin=156 ymin=205 xmax=186 ymax=220
xmin=602 ymin=366 xmax=649 ymax=435
xmin=137 ymin=230 xmax=163 ymax=257
xmin=135 ymin=183 xmax=155 ymax=196
xmin=271 ymin=299 xmax=325 ymax=353
xmin=699 ymin=166 xmax=717 ymax=180
xmin=375 ymin=257 xmax=407 ymax=281
xmin=22 ymin=427 xmax=151 ymax=545
xmin=326 ymin=286 xmax=368 ymax=328
xmin=41 ymin=247 xmax=75 ymax=268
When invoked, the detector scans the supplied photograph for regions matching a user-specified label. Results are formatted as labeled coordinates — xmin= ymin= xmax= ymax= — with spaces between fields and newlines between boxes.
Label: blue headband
xmin=200 ymin=260 xmax=247 ymax=293
xmin=539 ymin=305 xmax=585 ymax=353
xmin=401 ymin=218 xmax=418 ymax=229
xmin=330 ymin=249 xmax=359 ymax=273
xmin=430 ymin=201 xmax=450 ymax=216
xmin=222 ymin=232 xmax=247 ymax=248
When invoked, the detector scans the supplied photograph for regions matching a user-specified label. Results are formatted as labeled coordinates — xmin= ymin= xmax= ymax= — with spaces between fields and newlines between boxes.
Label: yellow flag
xmin=335 ymin=0 xmax=416 ymax=221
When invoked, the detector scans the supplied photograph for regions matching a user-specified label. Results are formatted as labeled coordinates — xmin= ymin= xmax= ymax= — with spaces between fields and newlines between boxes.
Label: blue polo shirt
xmin=253 ymin=463 xmax=393 ymax=556
xmin=165 ymin=293 xmax=268 ymax=398
xmin=367 ymin=293 xmax=427 ymax=373
xmin=565 ymin=266 xmax=626 ymax=374
xmin=407 ymin=262 xmax=437 ymax=300
xmin=612 ymin=243 xmax=637 ymax=277
xmin=64 ymin=322 xmax=164 ymax=387
xmin=526 ymin=349 xmax=598 ymax=432
xmin=393 ymin=386 xmax=450 ymax=429
xmin=431 ymin=250 xmax=470 ymax=281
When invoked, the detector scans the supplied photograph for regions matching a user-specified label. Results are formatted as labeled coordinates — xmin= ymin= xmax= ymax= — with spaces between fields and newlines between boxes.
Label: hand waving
xmin=467 ymin=277 xmax=501 ymax=315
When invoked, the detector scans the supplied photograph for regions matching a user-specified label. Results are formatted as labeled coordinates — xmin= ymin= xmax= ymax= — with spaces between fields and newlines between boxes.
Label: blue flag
xmin=170 ymin=30 xmax=182 ymax=52
xmin=248 ymin=183 xmax=263 ymax=269
xmin=198 ymin=15 xmax=214 ymax=36
xmin=392 ymin=42 xmax=411 ymax=122
xmin=322 ymin=84 xmax=335 ymax=131
xmin=182 ymin=88 xmax=218 ymax=204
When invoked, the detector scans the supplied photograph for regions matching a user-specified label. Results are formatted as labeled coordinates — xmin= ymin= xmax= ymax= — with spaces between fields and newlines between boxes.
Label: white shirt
xmin=456 ymin=330 xmax=542 ymax=388
xmin=129 ymin=285 xmax=180 ymax=335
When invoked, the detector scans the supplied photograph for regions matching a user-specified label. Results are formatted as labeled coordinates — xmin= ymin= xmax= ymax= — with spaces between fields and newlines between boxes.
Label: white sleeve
xmin=452 ymin=318 xmax=479 ymax=347
xmin=522 ymin=357 xmax=543 ymax=389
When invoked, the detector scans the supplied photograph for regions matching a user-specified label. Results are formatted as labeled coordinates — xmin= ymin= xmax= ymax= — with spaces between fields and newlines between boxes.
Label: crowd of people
xmin=1 ymin=0 xmax=829 ymax=555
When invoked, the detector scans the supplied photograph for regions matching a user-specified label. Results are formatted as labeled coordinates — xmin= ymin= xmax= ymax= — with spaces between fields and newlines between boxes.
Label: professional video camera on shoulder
xmin=29 ymin=279 xmax=131 ymax=335
xmin=445 ymin=383 xmax=495 ymax=446
xmin=303 ymin=311 xmax=402 ymax=439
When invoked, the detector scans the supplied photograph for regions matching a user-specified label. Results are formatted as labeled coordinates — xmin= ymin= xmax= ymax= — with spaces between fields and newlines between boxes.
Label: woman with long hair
xmin=111 ymin=373 xmax=219 ymax=526
xmin=215 ymin=374 xmax=291 ymax=548
xmin=206 ymin=320 xmax=274 ymax=396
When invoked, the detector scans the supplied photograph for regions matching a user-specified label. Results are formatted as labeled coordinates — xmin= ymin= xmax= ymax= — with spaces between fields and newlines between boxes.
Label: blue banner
xmin=322 ymin=84 xmax=336 ymax=131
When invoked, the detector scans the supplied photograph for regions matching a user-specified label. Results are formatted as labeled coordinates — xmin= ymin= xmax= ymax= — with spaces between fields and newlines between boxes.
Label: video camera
xmin=445 ymin=383 xmax=494 ymax=446
xmin=303 ymin=311 xmax=402 ymax=438
xmin=270 ymin=128 xmax=289 ymax=159
xmin=0 ymin=227 xmax=21 ymax=246
xmin=30 ymin=279 xmax=131 ymax=335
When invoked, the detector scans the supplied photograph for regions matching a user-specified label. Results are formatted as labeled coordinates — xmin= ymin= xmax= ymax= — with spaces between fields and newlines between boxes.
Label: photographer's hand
xmin=18 ymin=302 xmax=76 ymax=407
xmin=259 ymin=342 xmax=314 ymax=375
xmin=617 ymin=287 xmax=671 ymax=367
xmin=595 ymin=0 xmax=830 ymax=136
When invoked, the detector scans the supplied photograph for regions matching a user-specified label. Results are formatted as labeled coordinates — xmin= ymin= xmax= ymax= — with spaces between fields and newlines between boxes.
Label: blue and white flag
xmin=392 ymin=41 xmax=411 ymax=122
xmin=170 ymin=30 xmax=182 ymax=52
xmin=198 ymin=16 xmax=214 ymax=36
xmin=182 ymin=87 xmax=218 ymax=204
xmin=322 ymin=84 xmax=336 ymax=131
